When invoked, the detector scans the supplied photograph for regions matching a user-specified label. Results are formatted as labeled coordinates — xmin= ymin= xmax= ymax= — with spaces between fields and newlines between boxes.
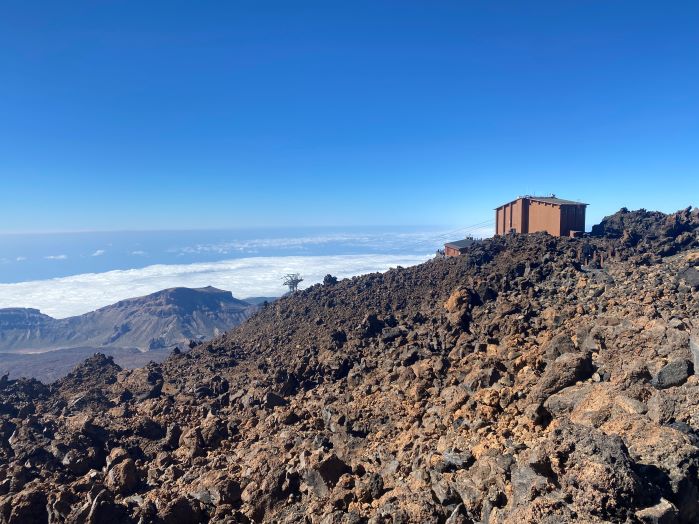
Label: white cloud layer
xmin=0 ymin=254 xmax=431 ymax=318
xmin=169 ymin=229 xmax=494 ymax=256
xmin=44 ymin=254 xmax=68 ymax=260
xmin=91 ymin=249 xmax=106 ymax=257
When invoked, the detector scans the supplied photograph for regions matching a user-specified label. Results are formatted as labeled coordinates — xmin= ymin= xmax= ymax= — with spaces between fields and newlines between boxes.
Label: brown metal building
xmin=444 ymin=238 xmax=476 ymax=257
xmin=495 ymin=196 xmax=587 ymax=237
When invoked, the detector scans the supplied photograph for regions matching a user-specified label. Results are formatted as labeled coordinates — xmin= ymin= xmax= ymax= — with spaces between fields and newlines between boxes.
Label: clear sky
xmin=1 ymin=1 xmax=697 ymax=233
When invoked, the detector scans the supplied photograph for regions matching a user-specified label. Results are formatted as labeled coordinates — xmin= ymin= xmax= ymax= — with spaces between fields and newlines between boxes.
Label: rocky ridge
xmin=0 ymin=287 xmax=260 ymax=382
xmin=0 ymin=286 xmax=257 ymax=354
xmin=1 ymin=207 xmax=698 ymax=523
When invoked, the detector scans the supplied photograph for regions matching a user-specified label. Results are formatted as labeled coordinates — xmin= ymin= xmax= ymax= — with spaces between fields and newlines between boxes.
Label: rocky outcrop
xmin=0 ymin=207 xmax=698 ymax=522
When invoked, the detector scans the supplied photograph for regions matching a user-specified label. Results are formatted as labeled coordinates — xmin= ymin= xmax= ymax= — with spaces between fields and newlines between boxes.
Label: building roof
xmin=444 ymin=238 xmax=476 ymax=250
xmin=527 ymin=196 xmax=588 ymax=206
xmin=494 ymin=195 xmax=588 ymax=209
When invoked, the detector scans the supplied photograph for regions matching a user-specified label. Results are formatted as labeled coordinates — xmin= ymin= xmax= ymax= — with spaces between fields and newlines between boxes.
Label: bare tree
xmin=282 ymin=273 xmax=303 ymax=293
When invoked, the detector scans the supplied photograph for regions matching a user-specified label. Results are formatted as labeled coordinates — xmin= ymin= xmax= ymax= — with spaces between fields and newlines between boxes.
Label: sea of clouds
xmin=0 ymin=253 xmax=432 ymax=318
xmin=166 ymin=230 xmax=476 ymax=256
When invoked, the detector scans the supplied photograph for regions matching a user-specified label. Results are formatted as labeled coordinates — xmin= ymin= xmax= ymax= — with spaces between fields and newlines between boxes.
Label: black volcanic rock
xmin=679 ymin=267 xmax=699 ymax=290
xmin=652 ymin=359 xmax=693 ymax=389
xmin=591 ymin=207 xmax=699 ymax=258
xmin=591 ymin=206 xmax=697 ymax=239
xmin=54 ymin=353 xmax=121 ymax=392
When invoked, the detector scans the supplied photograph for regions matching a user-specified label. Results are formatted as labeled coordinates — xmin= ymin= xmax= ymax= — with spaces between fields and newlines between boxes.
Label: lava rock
xmin=678 ymin=267 xmax=699 ymax=290
xmin=106 ymin=458 xmax=138 ymax=495
xmin=160 ymin=496 xmax=204 ymax=524
xmin=61 ymin=447 xmax=99 ymax=476
xmin=636 ymin=498 xmax=680 ymax=524
xmin=263 ymin=391 xmax=287 ymax=409
xmin=532 ymin=351 xmax=594 ymax=400
xmin=178 ymin=427 xmax=205 ymax=458
xmin=6 ymin=488 xmax=48 ymax=524
xmin=652 ymin=359 xmax=693 ymax=389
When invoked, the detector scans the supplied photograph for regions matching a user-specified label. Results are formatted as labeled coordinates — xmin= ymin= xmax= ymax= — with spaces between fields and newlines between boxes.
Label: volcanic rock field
xmin=1 ymin=207 xmax=699 ymax=523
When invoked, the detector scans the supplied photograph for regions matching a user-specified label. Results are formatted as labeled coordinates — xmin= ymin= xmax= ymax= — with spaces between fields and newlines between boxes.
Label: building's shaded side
xmin=559 ymin=203 xmax=586 ymax=236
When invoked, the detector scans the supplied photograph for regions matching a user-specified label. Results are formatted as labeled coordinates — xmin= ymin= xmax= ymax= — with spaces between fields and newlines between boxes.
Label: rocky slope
xmin=0 ymin=286 xmax=256 ymax=353
xmin=0 ymin=207 xmax=698 ymax=523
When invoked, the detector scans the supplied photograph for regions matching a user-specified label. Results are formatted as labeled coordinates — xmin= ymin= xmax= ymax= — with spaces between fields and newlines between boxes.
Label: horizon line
xmin=0 ymin=223 xmax=455 ymax=236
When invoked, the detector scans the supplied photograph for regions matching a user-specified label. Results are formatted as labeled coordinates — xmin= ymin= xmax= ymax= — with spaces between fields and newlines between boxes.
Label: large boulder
xmin=5 ymin=488 xmax=48 ymax=524
xmin=652 ymin=360 xmax=693 ymax=389
xmin=531 ymin=352 xmax=594 ymax=402
xmin=539 ymin=421 xmax=648 ymax=521
xmin=106 ymin=458 xmax=138 ymax=495
xmin=678 ymin=267 xmax=699 ymax=290
xmin=159 ymin=496 xmax=204 ymax=524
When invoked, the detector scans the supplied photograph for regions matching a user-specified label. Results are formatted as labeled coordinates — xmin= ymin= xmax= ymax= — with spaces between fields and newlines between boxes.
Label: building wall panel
xmin=512 ymin=199 xmax=522 ymax=233
xmin=496 ymin=208 xmax=504 ymax=235
xmin=528 ymin=201 xmax=561 ymax=236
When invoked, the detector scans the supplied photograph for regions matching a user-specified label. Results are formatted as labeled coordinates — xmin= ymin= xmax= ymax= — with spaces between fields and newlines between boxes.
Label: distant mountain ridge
xmin=0 ymin=286 xmax=257 ymax=353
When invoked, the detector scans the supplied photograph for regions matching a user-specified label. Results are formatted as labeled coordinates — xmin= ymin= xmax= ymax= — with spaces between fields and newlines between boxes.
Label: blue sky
xmin=1 ymin=0 xmax=697 ymax=233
